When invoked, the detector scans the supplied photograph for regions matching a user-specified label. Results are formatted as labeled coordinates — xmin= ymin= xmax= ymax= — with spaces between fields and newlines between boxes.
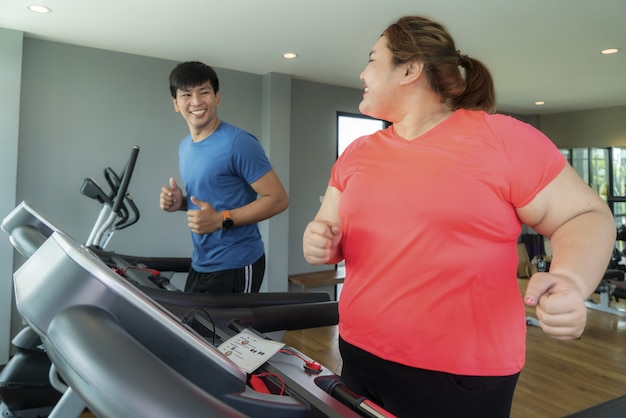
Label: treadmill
xmin=7 ymin=208 xmax=393 ymax=417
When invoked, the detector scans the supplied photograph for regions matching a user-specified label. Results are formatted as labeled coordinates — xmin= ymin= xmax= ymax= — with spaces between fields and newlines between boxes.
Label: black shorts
xmin=339 ymin=337 xmax=520 ymax=418
xmin=184 ymin=254 xmax=265 ymax=294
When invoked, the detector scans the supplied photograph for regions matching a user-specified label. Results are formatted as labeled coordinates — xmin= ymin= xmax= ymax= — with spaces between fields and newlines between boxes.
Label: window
xmin=561 ymin=146 xmax=621 ymax=224
xmin=337 ymin=112 xmax=388 ymax=157
xmin=334 ymin=112 xmax=387 ymax=276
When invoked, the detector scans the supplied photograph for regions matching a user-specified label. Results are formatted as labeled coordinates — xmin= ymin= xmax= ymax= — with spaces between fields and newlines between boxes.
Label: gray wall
xmin=540 ymin=105 xmax=626 ymax=148
xmin=0 ymin=28 xmax=23 ymax=365
xmin=261 ymin=73 xmax=292 ymax=291
xmin=289 ymin=80 xmax=362 ymax=274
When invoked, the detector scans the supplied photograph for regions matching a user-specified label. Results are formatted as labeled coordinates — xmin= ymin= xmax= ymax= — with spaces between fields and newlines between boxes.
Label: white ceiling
xmin=2 ymin=0 xmax=625 ymax=115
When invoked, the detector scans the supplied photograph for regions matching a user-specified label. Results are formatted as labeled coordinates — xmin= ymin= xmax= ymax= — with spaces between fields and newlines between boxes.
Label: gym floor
xmin=283 ymin=278 xmax=626 ymax=417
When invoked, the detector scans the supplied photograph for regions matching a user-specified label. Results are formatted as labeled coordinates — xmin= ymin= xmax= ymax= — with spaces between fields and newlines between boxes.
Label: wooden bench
xmin=288 ymin=266 xmax=345 ymax=300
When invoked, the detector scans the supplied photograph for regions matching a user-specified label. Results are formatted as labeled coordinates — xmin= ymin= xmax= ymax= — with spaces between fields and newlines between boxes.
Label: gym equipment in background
xmin=82 ymin=145 xmax=140 ymax=249
xmin=585 ymin=225 xmax=626 ymax=316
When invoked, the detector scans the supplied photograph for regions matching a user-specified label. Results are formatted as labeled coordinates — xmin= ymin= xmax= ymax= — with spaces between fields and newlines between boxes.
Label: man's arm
xmin=185 ymin=169 xmax=288 ymax=235
xmin=228 ymin=168 xmax=289 ymax=225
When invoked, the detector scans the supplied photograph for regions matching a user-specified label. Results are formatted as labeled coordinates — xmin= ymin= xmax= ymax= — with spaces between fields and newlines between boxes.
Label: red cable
xmin=249 ymin=374 xmax=271 ymax=393
xmin=279 ymin=349 xmax=322 ymax=372
xmin=119 ymin=265 xmax=161 ymax=276
xmin=249 ymin=372 xmax=286 ymax=395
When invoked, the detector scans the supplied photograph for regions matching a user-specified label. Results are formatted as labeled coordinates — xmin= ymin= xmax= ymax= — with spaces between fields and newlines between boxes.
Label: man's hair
xmin=169 ymin=61 xmax=220 ymax=98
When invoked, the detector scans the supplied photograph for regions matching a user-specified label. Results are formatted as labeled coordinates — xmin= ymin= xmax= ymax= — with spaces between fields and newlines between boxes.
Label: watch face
xmin=222 ymin=218 xmax=234 ymax=230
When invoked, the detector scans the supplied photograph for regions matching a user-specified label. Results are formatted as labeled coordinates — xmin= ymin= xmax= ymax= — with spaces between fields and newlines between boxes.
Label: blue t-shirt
xmin=178 ymin=121 xmax=272 ymax=272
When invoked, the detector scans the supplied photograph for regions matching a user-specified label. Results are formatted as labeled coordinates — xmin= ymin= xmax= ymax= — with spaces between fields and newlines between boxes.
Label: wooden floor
xmin=282 ymin=279 xmax=626 ymax=418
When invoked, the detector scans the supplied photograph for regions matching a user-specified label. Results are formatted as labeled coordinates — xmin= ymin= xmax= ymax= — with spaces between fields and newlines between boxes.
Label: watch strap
xmin=222 ymin=210 xmax=234 ymax=230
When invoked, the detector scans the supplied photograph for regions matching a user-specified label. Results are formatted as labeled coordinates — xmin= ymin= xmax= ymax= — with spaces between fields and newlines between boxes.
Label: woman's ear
xmin=402 ymin=61 xmax=424 ymax=85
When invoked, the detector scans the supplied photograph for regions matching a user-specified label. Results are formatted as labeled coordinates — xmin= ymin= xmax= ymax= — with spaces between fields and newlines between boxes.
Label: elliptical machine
xmin=0 ymin=146 xmax=145 ymax=418
xmin=79 ymin=145 xmax=185 ymax=291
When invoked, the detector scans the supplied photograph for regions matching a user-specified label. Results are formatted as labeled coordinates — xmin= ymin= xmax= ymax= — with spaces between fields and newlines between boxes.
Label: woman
xmin=302 ymin=16 xmax=615 ymax=417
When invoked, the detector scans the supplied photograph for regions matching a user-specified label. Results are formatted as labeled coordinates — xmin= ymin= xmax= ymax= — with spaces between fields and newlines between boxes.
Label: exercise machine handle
xmin=87 ymin=146 xmax=140 ymax=247
xmin=315 ymin=375 xmax=397 ymax=418
xmin=111 ymin=145 xmax=139 ymax=216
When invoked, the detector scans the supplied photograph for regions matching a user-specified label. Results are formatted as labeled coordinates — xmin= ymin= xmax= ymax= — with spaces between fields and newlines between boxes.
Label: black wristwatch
xmin=222 ymin=210 xmax=234 ymax=230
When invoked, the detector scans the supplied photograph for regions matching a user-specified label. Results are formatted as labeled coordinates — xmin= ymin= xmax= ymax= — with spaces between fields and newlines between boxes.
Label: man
xmin=160 ymin=61 xmax=288 ymax=293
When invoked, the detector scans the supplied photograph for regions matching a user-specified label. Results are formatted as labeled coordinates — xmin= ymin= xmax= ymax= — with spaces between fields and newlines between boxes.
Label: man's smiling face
xmin=172 ymin=81 xmax=221 ymax=140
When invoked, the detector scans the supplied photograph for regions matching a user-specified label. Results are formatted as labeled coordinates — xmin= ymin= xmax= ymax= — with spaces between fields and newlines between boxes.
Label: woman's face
xmin=358 ymin=36 xmax=407 ymax=121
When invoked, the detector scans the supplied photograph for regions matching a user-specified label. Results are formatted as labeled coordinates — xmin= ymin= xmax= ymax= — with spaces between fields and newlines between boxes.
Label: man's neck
xmin=191 ymin=118 xmax=221 ymax=142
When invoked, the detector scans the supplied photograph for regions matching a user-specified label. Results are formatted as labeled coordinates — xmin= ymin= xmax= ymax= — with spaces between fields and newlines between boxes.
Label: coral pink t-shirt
xmin=330 ymin=109 xmax=566 ymax=376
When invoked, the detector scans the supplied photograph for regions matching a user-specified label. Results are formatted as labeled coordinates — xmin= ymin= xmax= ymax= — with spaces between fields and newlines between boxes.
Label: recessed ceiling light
xmin=601 ymin=48 xmax=620 ymax=55
xmin=535 ymin=101 xmax=546 ymax=106
xmin=27 ymin=4 xmax=52 ymax=13
xmin=282 ymin=53 xmax=298 ymax=59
